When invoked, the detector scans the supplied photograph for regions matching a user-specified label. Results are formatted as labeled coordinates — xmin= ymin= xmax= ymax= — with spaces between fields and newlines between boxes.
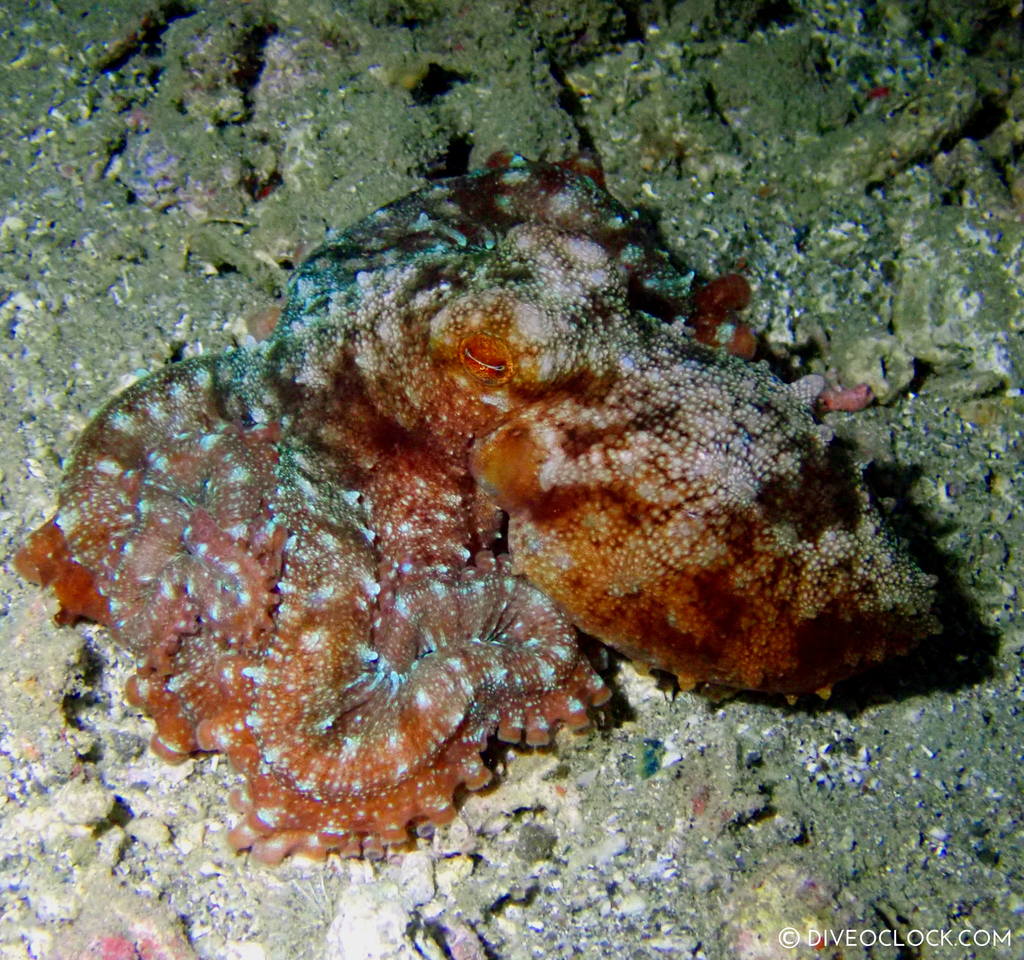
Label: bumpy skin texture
xmin=17 ymin=157 xmax=936 ymax=861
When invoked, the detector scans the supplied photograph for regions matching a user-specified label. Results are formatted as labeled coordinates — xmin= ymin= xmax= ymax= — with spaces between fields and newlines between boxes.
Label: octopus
xmin=16 ymin=154 xmax=938 ymax=862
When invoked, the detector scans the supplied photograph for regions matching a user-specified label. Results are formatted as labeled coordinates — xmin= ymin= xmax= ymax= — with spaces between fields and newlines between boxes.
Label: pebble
xmin=55 ymin=779 xmax=113 ymax=826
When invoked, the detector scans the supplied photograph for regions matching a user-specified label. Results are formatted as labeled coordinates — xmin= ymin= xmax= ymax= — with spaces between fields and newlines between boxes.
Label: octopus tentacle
xmin=199 ymin=553 xmax=606 ymax=862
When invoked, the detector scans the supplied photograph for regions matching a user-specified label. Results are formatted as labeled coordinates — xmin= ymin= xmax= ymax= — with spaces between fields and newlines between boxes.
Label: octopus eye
xmin=459 ymin=332 xmax=514 ymax=385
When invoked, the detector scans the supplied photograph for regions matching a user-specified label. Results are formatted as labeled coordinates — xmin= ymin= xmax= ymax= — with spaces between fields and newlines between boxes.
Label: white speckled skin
xmin=17 ymin=157 xmax=935 ymax=861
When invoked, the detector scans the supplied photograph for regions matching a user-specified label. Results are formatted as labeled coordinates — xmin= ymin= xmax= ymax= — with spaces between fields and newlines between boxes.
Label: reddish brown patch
xmin=14 ymin=520 xmax=111 ymax=626
xmin=245 ymin=302 xmax=284 ymax=341
xmin=690 ymin=273 xmax=757 ymax=359
xmin=470 ymin=424 xmax=545 ymax=514
xmin=695 ymin=272 xmax=751 ymax=314
xmin=553 ymin=152 xmax=607 ymax=189
xmin=484 ymin=150 xmax=517 ymax=170
xmin=817 ymin=382 xmax=874 ymax=413
xmin=485 ymin=151 xmax=606 ymax=189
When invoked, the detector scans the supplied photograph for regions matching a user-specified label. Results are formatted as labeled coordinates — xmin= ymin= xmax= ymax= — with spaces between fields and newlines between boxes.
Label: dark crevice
xmin=193 ymin=256 xmax=239 ymax=276
xmin=182 ymin=19 xmax=278 ymax=127
xmin=484 ymin=882 xmax=540 ymax=919
xmin=167 ymin=341 xmax=188 ymax=364
xmin=703 ymin=79 xmax=729 ymax=129
xmin=905 ymin=358 xmax=935 ymax=396
xmin=727 ymin=800 xmax=777 ymax=831
xmin=546 ymin=57 xmax=584 ymax=123
xmin=409 ymin=63 xmax=468 ymax=105
xmin=750 ymin=0 xmax=799 ymax=30
xmin=867 ymin=91 xmax=1011 ymax=195
xmin=420 ymin=917 xmax=500 ymax=960
xmin=94 ymin=1 xmax=196 ymax=73
xmin=547 ymin=57 xmax=597 ymax=155
xmin=422 ymin=135 xmax=474 ymax=180
xmin=243 ymin=167 xmax=283 ymax=201
xmin=107 ymin=795 xmax=135 ymax=830
xmin=60 ymin=642 xmax=105 ymax=733
xmin=233 ymin=22 xmax=278 ymax=100
xmin=617 ymin=1 xmax=650 ymax=43
xmin=937 ymin=93 xmax=1008 ymax=153
xmin=218 ymin=20 xmax=279 ymax=128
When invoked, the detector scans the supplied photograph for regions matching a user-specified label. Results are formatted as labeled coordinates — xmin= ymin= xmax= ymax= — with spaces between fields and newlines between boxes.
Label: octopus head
xmin=426 ymin=223 xmax=638 ymax=416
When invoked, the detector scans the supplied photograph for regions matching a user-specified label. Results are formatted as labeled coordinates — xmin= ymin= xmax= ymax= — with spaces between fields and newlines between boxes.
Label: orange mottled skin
xmin=17 ymin=156 xmax=936 ymax=861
